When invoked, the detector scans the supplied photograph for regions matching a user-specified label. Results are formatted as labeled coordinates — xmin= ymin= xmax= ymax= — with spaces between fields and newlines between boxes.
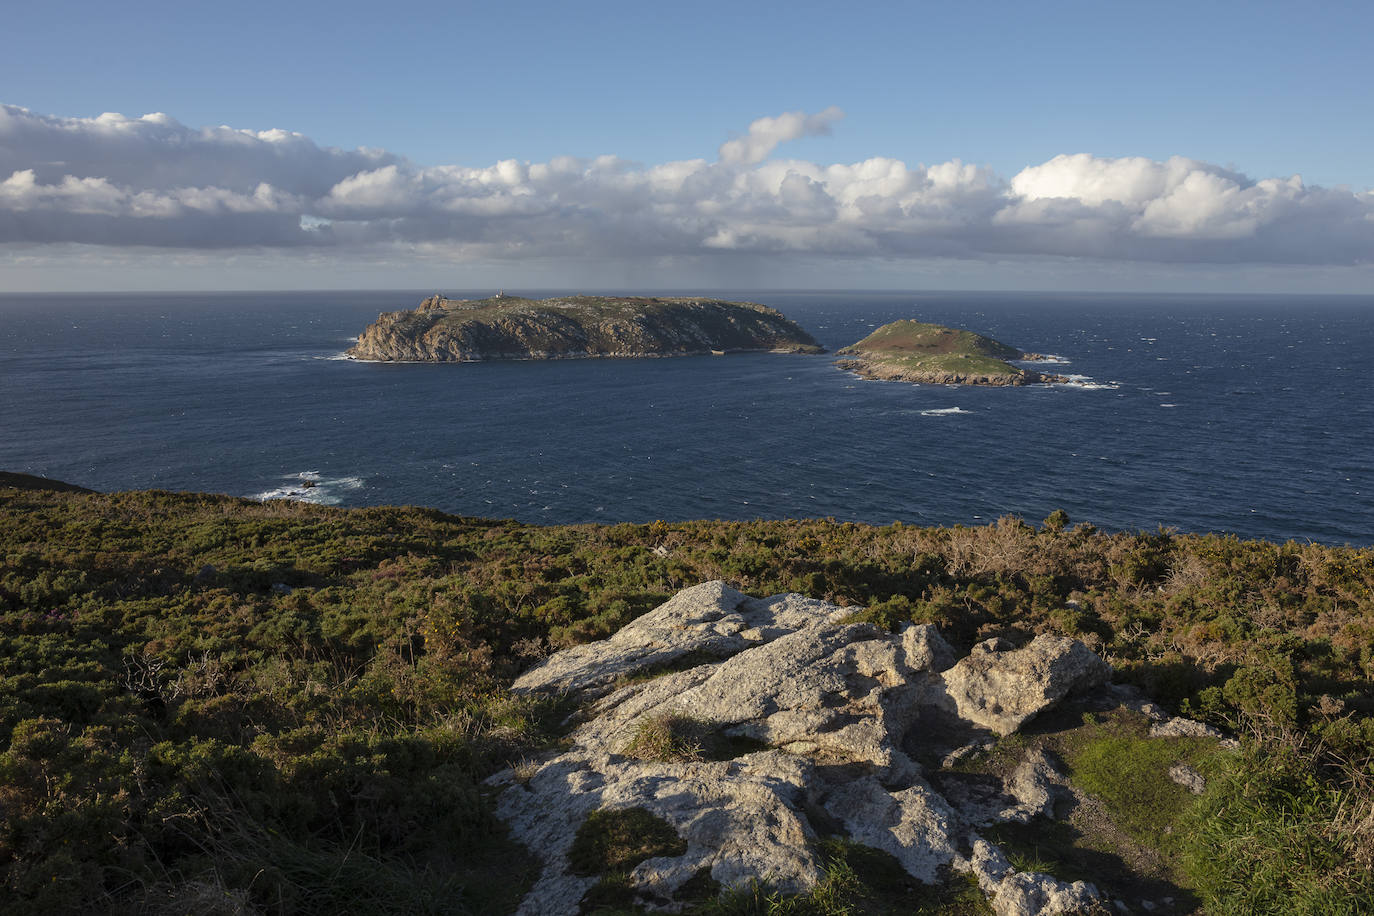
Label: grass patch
xmin=1062 ymin=714 xmax=1216 ymax=856
xmin=622 ymin=713 xmax=710 ymax=762
xmin=982 ymin=818 xmax=1098 ymax=887
xmin=883 ymin=353 xmax=1022 ymax=378
xmin=694 ymin=840 xmax=989 ymax=915
xmin=571 ymin=807 xmax=690 ymax=914
xmin=987 ymin=823 xmax=1071 ymax=882
xmin=1181 ymin=733 xmax=1374 ymax=914
xmin=569 ymin=807 xmax=687 ymax=877
xmin=622 ymin=713 xmax=770 ymax=763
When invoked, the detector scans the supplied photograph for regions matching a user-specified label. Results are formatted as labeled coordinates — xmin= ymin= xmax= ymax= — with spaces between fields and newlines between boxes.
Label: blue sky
xmin=3 ymin=0 xmax=1372 ymax=291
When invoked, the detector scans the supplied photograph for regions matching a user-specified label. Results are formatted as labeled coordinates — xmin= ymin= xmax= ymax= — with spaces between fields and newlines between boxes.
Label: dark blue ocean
xmin=1 ymin=289 xmax=1370 ymax=545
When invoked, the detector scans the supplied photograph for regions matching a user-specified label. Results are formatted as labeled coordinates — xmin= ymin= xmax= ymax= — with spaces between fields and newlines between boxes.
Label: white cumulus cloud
xmin=1 ymin=103 xmax=1371 ymax=266
xmin=717 ymin=106 xmax=845 ymax=166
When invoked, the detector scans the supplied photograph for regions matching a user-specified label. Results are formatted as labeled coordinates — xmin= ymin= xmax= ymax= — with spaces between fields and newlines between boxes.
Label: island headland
xmin=347 ymin=294 xmax=823 ymax=362
xmin=836 ymin=319 xmax=1071 ymax=386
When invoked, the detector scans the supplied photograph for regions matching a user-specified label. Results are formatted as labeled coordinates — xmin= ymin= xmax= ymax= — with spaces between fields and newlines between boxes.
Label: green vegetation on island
xmin=347 ymin=294 xmax=823 ymax=362
xmin=1 ymin=483 xmax=1371 ymax=914
xmin=836 ymin=319 xmax=1068 ymax=386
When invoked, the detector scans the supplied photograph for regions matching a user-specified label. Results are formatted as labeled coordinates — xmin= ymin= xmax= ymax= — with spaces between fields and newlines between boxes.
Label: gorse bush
xmin=0 ymin=487 xmax=1371 ymax=913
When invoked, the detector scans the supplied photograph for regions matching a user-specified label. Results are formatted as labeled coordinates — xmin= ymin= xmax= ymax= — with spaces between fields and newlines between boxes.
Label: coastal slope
xmin=348 ymin=294 xmax=823 ymax=361
xmin=836 ymin=319 xmax=1067 ymax=386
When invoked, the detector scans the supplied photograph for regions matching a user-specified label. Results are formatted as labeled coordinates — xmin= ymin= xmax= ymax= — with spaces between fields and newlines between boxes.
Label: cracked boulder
xmin=492 ymin=582 xmax=1111 ymax=914
xmin=937 ymin=635 xmax=1112 ymax=736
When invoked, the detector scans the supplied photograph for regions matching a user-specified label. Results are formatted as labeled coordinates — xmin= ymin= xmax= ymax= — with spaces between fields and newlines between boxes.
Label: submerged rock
xmin=493 ymin=582 xmax=1113 ymax=914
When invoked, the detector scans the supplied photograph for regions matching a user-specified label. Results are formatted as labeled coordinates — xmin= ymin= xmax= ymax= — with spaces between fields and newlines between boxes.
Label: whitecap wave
xmin=921 ymin=407 xmax=972 ymax=416
xmin=1019 ymin=354 xmax=1070 ymax=364
xmin=1055 ymin=374 xmax=1121 ymax=391
xmin=253 ymin=471 xmax=365 ymax=505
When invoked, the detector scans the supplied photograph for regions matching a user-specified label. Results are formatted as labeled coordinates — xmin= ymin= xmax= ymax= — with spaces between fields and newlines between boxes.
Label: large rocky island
xmin=836 ymin=319 xmax=1069 ymax=386
xmin=347 ymin=294 xmax=823 ymax=362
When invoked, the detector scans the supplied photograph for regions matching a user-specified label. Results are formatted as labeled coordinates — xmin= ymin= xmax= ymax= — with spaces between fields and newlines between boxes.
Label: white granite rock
xmin=821 ymin=775 xmax=961 ymax=883
xmin=969 ymin=838 xmax=1103 ymax=916
xmin=510 ymin=581 xmax=850 ymax=698
xmin=1150 ymin=716 xmax=1223 ymax=741
xmin=495 ymin=584 xmax=1114 ymax=914
xmin=939 ymin=635 xmax=1112 ymax=736
xmin=1003 ymin=748 xmax=1066 ymax=822
xmin=1168 ymin=763 xmax=1207 ymax=795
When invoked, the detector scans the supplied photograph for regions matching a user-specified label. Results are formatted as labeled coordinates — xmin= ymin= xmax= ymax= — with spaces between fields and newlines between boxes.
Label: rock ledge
xmin=493 ymin=583 xmax=1121 ymax=915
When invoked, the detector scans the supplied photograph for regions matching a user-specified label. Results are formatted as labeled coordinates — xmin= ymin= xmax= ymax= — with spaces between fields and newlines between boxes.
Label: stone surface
xmin=494 ymin=752 xmax=822 ymax=915
xmin=1004 ymin=749 xmax=1066 ymax=821
xmin=510 ymin=581 xmax=849 ymax=698
xmin=822 ymin=775 xmax=962 ymax=884
xmin=938 ymin=635 xmax=1113 ymax=736
xmin=1168 ymin=763 xmax=1207 ymax=795
xmin=1150 ymin=716 xmax=1225 ymax=741
xmin=495 ymin=584 xmax=1114 ymax=914
xmin=970 ymin=839 xmax=1103 ymax=916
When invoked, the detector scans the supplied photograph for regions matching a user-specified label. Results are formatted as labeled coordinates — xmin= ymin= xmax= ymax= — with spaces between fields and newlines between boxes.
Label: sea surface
xmin=1 ymin=289 xmax=1371 ymax=545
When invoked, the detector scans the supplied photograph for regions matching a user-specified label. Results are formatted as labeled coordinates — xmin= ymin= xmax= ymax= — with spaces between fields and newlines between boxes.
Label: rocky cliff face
xmin=347 ymin=295 xmax=822 ymax=361
xmin=490 ymin=582 xmax=1168 ymax=915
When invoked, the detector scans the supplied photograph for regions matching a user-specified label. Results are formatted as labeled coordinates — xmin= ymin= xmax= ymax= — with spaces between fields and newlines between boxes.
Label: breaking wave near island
xmin=1055 ymin=374 xmax=1121 ymax=390
xmin=253 ymin=471 xmax=366 ymax=505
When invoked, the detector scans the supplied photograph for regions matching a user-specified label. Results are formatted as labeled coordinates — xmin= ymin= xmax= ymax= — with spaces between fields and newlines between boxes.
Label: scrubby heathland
xmin=0 ymin=486 xmax=1370 ymax=914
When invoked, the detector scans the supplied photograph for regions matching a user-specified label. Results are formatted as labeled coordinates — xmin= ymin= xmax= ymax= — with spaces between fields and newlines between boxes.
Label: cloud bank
xmin=2 ymin=104 xmax=1371 ymax=267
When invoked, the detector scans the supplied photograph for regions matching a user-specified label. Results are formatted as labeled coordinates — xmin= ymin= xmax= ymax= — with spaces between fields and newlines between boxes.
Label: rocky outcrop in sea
xmin=834 ymin=319 xmax=1071 ymax=387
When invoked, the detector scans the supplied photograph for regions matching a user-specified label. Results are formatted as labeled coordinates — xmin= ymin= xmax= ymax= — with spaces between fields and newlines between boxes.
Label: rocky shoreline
xmin=836 ymin=356 xmax=1073 ymax=387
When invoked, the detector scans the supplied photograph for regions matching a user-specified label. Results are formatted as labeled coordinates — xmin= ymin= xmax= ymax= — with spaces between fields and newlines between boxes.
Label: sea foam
xmin=254 ymin=471 xmax=365 ymax=505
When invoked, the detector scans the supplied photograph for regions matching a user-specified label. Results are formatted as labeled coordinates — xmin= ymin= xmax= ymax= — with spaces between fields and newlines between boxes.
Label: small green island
xmin=347 ymin=294 xmax=823 ymax=362
xmin=836 ymin=319 xmax=1070 ymax=386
